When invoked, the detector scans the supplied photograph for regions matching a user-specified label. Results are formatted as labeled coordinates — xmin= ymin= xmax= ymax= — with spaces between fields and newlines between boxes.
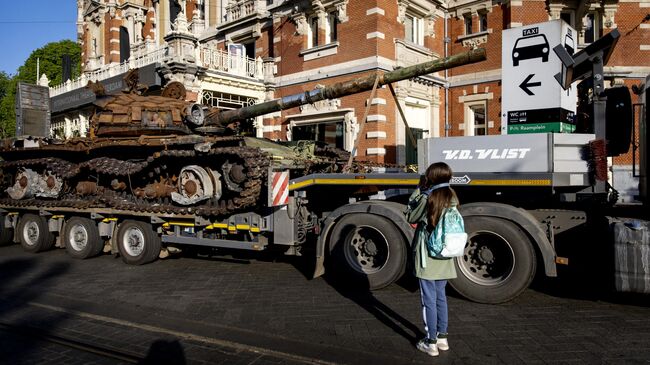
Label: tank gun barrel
xmin=204 ymin=48 xmax=486 ymax=127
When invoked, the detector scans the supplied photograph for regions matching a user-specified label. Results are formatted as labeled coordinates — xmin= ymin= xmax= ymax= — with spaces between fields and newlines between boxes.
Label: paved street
xmin=1 ymin=243 xmax=649 ymax=365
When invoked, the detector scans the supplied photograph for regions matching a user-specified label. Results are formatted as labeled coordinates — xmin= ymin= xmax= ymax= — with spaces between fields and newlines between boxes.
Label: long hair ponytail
xmin=422 ymin=162 xmax=458 ymax=228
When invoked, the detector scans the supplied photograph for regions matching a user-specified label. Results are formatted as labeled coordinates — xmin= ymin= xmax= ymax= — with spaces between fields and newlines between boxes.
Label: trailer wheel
xmin=450 ymin=216 xmax=536 ymax=304
xmin=0 ymin=215 xmax=14 ymax=246
xmin=329 ymin=214 xmax=407 ymax=290
xmin=116 ymin=220 xmax=161 ymax=265
xmin=63 ymin=217 xmax=103 ymax=259
xmin=17 ymin=214 xmax=55 ymax=253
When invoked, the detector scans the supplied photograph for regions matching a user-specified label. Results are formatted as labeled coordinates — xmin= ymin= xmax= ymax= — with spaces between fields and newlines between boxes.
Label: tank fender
xmin=460 ymin=202 xmax=557 ymax=277
xmin=312 ymin=200 xmax=413 ymax=279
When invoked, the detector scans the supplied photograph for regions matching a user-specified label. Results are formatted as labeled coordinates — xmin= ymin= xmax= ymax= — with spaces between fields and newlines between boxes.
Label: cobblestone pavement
xmin=1 ymin=243 xmax=649 ymax=365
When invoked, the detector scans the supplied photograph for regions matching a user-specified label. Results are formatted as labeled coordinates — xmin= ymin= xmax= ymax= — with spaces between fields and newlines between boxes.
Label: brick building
xmin=52 ymin=0 xmax=649 ymax=200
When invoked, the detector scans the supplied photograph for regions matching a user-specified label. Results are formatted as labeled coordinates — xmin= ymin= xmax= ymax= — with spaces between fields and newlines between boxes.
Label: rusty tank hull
xmin=0 ymin=49 xmax=486 ymax=217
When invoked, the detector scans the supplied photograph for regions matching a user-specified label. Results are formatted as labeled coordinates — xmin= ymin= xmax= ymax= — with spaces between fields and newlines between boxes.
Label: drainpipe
xmin=444 ymin=10 xmax=450 ymax=137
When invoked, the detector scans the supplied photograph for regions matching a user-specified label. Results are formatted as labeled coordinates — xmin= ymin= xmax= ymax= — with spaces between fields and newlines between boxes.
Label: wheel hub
xmin=363 ymin=239 xmax=378 ymax=256
xmin=69 ymin=225 xmax=88 ymax=251
xmin=124 ymin=228 xmax=145 ymax=256
xmin=343 ymin=226 xmax=389 ymax=274
xmin=25 ymin=222 xmax=39 ymax=245
xmin=478 ymin=246 xmax=495 ymax=264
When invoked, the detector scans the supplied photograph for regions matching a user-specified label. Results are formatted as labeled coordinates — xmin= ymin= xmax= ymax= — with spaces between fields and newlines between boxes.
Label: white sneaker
xmin=416 ymin=339 xmax=439 ymax=357
xmin=436 ymin=337 xmax=449 ymax=351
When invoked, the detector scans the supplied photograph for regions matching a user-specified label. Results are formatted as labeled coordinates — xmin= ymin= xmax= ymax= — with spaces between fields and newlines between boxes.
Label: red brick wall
xmin=607 ymin=3 xmax=649 ymax=67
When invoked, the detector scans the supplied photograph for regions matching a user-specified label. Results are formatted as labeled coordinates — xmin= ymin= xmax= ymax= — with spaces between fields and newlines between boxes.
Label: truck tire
xmin=63 ymin=217 xmax=104 ymax=259
xmin=116 ymin=220 xmax=161 ymax=265
xmin=17 ymin=214 xmax=55 ymax=253
xmin=0 ymin=215 xmax=14 ymax=246
xmin=329 ymin=214 xmax=407 ymax=290
xmin=450 ymin=216 xmax=536 ymax=304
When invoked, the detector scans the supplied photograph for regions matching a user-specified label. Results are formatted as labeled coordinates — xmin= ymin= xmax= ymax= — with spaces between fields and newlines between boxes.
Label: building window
xmin=479 ymin=12 xmax=488 ymax=32
xmin=292 ymin=121 xmax=344 ymax=149
xmin=464 ymin=102 xmax=487 ymax=136
xmin=583 ymin=12 xmax=601 ymax=44
xmin=405 ymin=13 xmax=424 ymax=45
xmin=308 ymin=17 xmax=319 ymax=48
xmin=470 ymin=104 xmax=487 ymax=135
xmin=464 ymin=14 xmax=473 ymax=35
xmin=326 ymin=12 xmax=338 ymax=43
xmin=560 ymin=11 xmax=575 ymax=28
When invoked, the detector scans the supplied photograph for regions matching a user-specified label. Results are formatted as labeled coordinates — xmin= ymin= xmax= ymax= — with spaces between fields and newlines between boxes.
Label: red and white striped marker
xmin=270 ymin=170 xmax=289 ymax=206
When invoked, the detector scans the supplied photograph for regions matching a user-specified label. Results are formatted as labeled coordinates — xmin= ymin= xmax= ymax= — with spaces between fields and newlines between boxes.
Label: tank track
xmin=0 ymin=146 xmax=269 ymax=217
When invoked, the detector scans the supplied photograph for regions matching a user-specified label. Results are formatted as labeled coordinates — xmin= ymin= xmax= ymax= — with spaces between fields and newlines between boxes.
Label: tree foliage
xmin=0 ymin=40 xmax=81 ymax=138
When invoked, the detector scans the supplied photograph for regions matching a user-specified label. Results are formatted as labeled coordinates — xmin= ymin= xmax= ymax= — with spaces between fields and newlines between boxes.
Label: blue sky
xmin=0 ymin=1 xmax=77 ymax=75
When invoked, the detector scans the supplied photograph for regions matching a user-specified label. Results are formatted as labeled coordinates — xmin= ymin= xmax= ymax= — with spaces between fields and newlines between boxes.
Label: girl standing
xmin=405 ymin=162 xmax=458 ymax=357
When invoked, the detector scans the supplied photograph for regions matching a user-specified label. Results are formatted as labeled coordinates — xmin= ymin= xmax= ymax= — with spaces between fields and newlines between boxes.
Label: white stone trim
xmin=641 ymin=2 xmax=650 ymax=7
xmin=366 ymin=147 xmax=386 ymax=155
xmin=367 ymin=8 xmax=385 ymax=16
xmin=367 ymin=32 xmax=385 ymax=39
xmin=263 ymin=125 xmax=282 ymax=133
xmin=110 ymin=27 xmax=120 ymax=32
xmin=274 ymin=56 xmax=395 ymax=87
xmin=370 ymin=98 xmax=387 ymax=105
xmin=510 ymin=1 xmax=523 ymax=6
xmin=273 ymin=36 xmax=281 ymax=43
xmin=302 ymin=43 xmax=339 ymax=61
xmin=110 ymin=50 xmax=120 ymax=55
xmin=510 ymin=22 xmax=523 ymax=27
xmin=448 ymin=68 xmax=501 ymax=86
xmin=641 ymin=24 xmax=650 ymax=29
xmin=458 ymin=92 xmax=494 ymax=103
xmin=274 ymin=56 xmax=282 ymax=63
xmin=641 ymin=45 xmax=650 ymax=51
xmin=367 ymin=131 xmax=387 ymax=139
xmin=367 ymin=114 xmax=387 ymax=122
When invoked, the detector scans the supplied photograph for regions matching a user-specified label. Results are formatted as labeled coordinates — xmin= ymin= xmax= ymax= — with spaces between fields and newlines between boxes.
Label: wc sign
xmin=501 ymin=20 xmax=577 ymax=134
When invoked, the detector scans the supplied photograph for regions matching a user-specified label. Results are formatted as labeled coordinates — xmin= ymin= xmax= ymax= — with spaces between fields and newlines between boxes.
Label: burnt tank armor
xmin=0 ymin=49 xmax=486 ymax=217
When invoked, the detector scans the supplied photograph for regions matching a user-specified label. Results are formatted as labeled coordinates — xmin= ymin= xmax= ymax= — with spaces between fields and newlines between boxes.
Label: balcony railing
xmin=50 ymin=45 xmax=275 ymax=98
xmin=225 ymin=0 xmax=261 ymax=22
xmin=49 ymin=47 xmax=168 ymax=97
xmin=198 ymin=46 xmax=266 ymax=79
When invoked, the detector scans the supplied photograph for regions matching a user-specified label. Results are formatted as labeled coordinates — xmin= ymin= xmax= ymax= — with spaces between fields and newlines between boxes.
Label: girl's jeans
xmin=419 ymin=279 xmax=448 ymax=339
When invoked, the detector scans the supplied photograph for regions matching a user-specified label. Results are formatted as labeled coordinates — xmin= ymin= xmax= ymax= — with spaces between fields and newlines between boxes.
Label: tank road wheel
xmin=63 ymin=217 xmax=103 ymax=259
xmin=329 ymin=214 xmax=407 ymax=290
xmin=116 ymin=220 xmax=161 ymax=265
xmin=17 ymin=214 xmax=55 ymax=253
xmin=450 ymin=216 xmax=536 ymax=304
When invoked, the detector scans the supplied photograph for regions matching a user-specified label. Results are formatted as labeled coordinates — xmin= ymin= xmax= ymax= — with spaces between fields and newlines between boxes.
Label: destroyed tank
xmin=0 ymin=49 xmax=485 ymax=217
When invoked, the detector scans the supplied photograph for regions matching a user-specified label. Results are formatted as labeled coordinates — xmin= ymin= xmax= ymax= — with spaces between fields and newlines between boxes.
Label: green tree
xmin=0 ymin=40 xmax=81 ymax=138
xmin=0 ymin=71 xmax=15 ymax=138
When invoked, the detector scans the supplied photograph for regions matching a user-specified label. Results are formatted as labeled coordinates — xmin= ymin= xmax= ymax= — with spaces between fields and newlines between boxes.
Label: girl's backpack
xmin=426 ymin=206 xmax=467 ymax=259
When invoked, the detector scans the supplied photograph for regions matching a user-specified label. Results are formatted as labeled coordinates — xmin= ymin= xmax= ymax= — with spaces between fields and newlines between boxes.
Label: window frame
xmin=464 ymin=14 xmax=473 ymax=35
xmin=326 ymin=12 xmax=338 ymax=43
xmin=464 ymin=100 xmax=488 ymax=136
xmin=478 ymin=12 xmax=488 ymax=33
xmin=404 ymin=13 xmax=424 ymax=46
xmin=308 ymin=16 xmax=319 ymax=48
xmin=583 ymin=11 xmax=601 ymax=44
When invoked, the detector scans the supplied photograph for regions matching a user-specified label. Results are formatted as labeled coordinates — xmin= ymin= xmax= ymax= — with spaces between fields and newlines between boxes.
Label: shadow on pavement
xmin=139 ymin=339 xmax=187 ymax=365
xmin=324 ymin=275 xmax=424 ymax=345
xmin=0 ymin=246 xmax=192 ymax=364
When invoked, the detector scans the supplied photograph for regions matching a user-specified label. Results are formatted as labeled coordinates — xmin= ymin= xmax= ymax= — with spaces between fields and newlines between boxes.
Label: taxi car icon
xmin=512 ymin=34 xmax=550 ymax=66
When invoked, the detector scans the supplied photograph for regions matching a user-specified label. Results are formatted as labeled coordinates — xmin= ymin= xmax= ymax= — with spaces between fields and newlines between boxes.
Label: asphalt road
xmin=1 ymin=243 xmax=649 ymax=365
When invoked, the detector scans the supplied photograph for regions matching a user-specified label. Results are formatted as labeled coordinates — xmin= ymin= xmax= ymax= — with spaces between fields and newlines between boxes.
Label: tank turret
xmin=0 ymin=49 xmax=486 ymax=217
